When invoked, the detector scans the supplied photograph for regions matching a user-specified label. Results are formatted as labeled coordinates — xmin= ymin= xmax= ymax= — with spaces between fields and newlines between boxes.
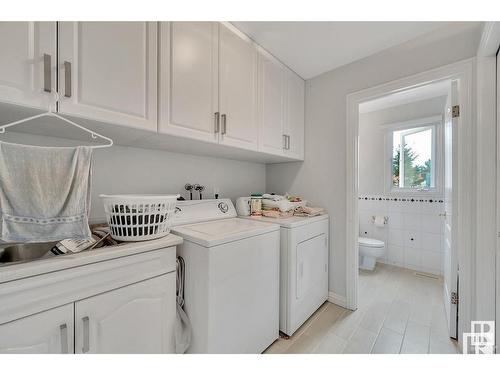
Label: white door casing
xmin=346 ymin=59 xmax=474 ymax=349
xmin=58 ymin=22 xmax=157 ymax=131
xmin=159 ymin=22 xmax=219 ymax=143
xmin=0 ymin=22 xmax=56 ymax=109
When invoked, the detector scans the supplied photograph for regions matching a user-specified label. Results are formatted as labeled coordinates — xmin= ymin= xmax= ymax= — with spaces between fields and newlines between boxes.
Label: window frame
xmin=383 ymin=115 xmax=444 ymax=197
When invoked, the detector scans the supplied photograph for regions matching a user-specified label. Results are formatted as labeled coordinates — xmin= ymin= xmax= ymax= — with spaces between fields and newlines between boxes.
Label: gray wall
xmin=266 ymin=23 xmax=482 ymax=298
xmin=1 ymin=132 xmax=266 ymax=222
xmin=359 ymin=96 xmax=447 ymax=195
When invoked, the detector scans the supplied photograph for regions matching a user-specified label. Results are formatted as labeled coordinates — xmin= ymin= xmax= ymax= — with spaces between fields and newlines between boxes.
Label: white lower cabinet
xmin=0 ymin=245 xmax=178 ymax=354
xmin=0 ymin=304 xmax=74 ymax=354
xmin=75 ymin=273 xmax=176 ymax=354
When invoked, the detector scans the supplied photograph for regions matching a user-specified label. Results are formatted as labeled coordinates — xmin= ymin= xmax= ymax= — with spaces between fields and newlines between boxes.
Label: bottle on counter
xmin=250 ymin=193 xmax=263 ymax=216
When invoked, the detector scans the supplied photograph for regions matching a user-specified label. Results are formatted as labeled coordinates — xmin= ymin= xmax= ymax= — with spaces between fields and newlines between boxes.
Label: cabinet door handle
xmin=43 ymin=53 xmax=51 ymax=93
xmin=286 ymin=135 xmax=291 ymax=150
xmin=214 ymin=112 xmax=220 ymax=133
xmin=82 ymin=316 xmax=90 ymax=353
xmin=59 ymin=323 xmax=68 ymax=354
xmin=283 ymin=134 xmax=287 ymax=150
xmin=221 ymin=114 xmax=227 ymax=135
xmin=64 ymin=61 xmax=72 ymax=98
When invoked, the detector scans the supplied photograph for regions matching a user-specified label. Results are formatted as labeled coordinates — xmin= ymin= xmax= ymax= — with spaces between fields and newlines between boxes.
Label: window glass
xmin=392 ymin=126 xmax=434 ymax=190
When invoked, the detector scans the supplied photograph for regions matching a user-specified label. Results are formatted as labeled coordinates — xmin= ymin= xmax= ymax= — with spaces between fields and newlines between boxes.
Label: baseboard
xmin=328 ymin=291 xmax=347 ymax=308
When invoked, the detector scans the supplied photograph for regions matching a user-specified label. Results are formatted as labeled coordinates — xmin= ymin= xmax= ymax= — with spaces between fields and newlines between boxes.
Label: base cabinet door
xmin=0 ymin=304 xmax=74 ymax=354
xmin=57 ymin=22 xmax=157 ymax=131
xmin=258 ymin=50 xmax=286 ymax=156
xmin=0 ymin=22 xmax=56 ymax=109
xmin=75 ymin=273 xmax=176 ymax=354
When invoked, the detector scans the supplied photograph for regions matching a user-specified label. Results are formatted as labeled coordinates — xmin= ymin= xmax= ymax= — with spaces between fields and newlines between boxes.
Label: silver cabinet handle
xmin=287 ymin=135 xmax=291 ymax=150
xmin=214 ymin=112 xmax=220 ymax=133
xmin=221 ymin=114 xmax=227 ymax=135
xmin=43 ymin=53 xmax=51 ymax=93
xmin=59 ymin=323 xmax=69 ymax=354
xmin=82 ymin=316 xmax=90 ymax=353
xmin=283 ymin=134 xmax=287 ymax=150
xmin=64 ymin=61 xmax=72 ymax=98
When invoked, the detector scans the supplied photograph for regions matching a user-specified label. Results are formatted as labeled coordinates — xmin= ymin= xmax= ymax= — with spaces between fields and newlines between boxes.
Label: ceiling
xmin=232 ymin=22 xmax=464 ymax=79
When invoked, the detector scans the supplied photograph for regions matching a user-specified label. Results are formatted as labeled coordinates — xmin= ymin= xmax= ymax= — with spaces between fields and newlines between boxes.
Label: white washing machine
xmin=242 ymin=214 xmax=329 ymax=336
xmin=170 ymin=199 xmax=280 ymax=353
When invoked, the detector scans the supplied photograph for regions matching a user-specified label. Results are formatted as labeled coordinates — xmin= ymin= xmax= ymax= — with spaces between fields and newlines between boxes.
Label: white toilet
xmin=358 ymin=237 xmax=385 ymax=271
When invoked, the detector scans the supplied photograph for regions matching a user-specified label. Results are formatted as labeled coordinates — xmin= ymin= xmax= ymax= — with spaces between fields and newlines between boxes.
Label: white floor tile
xmin=371 ymin=328 xmax=403 ymax=354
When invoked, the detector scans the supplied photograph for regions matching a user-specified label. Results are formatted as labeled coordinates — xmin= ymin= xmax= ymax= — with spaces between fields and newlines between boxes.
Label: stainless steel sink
xmin=0 ymin=242 xmax=56 ymax=264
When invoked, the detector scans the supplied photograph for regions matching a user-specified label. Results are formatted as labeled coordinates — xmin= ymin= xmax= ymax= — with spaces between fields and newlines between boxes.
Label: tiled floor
xmin=264 ymin=263 xmax=459 ymax=354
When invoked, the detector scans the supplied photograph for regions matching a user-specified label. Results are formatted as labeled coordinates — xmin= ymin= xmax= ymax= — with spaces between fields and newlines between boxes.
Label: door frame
xmin=345 ymin=59 xmax=474 ymax=350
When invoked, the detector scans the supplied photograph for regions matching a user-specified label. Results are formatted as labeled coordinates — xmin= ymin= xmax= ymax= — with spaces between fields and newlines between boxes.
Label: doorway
xmin=346 ymin=60 xmax=474 ymax=352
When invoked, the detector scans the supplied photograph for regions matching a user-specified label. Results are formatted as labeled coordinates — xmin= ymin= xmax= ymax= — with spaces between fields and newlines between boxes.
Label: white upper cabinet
xmin=218 ymin=24 xmax=259 ymax=150
xmin=0 ymin=304 xmax=74 ymax=354
xmin=57 ymin=22 xmax=157 ymax=131
xmin=0 ymin=22 xmax=56 ymax=109
xmin=159 ymin=22 xmax=219 ymax=143
xmin=258 ymin=50 xmax=286 ymax=156
xmin=284 ymin=69 xmax=305 ymax=160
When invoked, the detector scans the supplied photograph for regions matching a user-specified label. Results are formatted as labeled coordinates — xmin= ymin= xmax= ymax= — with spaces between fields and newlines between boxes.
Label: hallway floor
xmin=265 ymin=263 xmax=459 ymax=354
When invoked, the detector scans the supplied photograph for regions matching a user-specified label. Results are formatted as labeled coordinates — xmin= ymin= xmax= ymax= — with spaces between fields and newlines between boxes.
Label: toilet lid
xmin=358 ymin=237 xmax=384 ymax=248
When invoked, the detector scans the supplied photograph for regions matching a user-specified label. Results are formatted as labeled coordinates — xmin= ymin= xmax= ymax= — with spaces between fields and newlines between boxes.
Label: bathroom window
xmin=386 ymin=117 xmax=442 ymax=195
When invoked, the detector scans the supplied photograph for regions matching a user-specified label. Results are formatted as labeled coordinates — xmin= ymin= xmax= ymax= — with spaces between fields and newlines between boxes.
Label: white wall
xmin=1 ymin=132 xmax=266 ymax=222
xmin=358 ymin=96 xmax=446 ymax=195
xmin=266 ymin=23 xmax=483 ymax=298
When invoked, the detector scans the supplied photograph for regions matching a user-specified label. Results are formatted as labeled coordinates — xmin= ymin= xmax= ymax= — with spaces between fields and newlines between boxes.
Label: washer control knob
xmin=218 ymin=202 xmax=229 ymax=213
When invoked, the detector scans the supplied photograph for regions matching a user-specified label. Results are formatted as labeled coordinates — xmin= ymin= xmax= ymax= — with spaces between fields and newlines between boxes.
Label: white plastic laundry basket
xmin=100 ymin=194 xmax=180 ymax=241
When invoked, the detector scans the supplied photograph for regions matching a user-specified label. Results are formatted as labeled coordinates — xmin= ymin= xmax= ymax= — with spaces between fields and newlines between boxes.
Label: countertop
xmin=0 ymin=234 xmax=183 ymax=284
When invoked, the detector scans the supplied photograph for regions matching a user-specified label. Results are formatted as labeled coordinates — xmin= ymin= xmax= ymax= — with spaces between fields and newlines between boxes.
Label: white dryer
xmin=242 ymin=214 xmax=329 ymax=336
xmin=170 ymin=199 xmax=280 ymax=353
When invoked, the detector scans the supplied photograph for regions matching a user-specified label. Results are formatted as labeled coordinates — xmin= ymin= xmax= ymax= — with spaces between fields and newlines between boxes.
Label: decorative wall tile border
xmin=358 ymin=195 xmax=443 ymax=203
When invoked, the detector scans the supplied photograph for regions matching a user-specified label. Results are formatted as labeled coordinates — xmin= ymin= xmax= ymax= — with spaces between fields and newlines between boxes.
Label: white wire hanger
xmin=0 ymin=92 xmax=113 ymax=149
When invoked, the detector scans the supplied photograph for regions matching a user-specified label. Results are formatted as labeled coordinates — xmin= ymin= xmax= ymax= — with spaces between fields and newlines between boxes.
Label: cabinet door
xmin=0 ymin=22 xmax=56 ymax=109
xmin=219 ymin=24 xmax=259 ymax=150
xmin=159 ymin=22 xmax=219 ymax=143
xmin=58 ymin=22 xmax=157 ymax=131
xmin=0 ymin=304 xmax=74 ymax=354
xmin=258 ymin=50 xmax=286 ymax=156
xmin=285 ymin=69 xmax=305 ymax=160
xmin=75 ymin=273 xmax=176 ymax=354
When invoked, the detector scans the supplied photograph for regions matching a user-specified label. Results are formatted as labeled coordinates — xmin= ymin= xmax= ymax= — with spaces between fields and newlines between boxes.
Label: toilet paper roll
xmin=373 ymin=216 xmax=386 ymax=227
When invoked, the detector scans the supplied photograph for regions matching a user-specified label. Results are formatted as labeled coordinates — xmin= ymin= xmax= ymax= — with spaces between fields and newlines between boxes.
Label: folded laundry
xmin=262 ymin=209 xmax=294 ymax=219
xmin=294 ymin=206 xmax=326 ymax=217
xmin=262 ymin=193 xmax=285 ymax=201
xmin=262 ymin=199 xmax=299 ymax=212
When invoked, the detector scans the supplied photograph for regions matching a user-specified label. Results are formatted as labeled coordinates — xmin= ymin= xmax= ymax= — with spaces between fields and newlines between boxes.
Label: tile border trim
xmin=358 ymin=195 xmax=443 ymax=203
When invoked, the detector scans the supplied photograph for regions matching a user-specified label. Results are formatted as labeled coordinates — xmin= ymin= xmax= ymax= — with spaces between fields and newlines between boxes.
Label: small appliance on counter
xmin=236 ymin=197 xmax=251 ymax=216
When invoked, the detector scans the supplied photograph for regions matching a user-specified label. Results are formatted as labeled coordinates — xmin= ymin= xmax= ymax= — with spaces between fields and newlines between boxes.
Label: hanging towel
xmin=0 ymin=141 xmax=93 ymax=243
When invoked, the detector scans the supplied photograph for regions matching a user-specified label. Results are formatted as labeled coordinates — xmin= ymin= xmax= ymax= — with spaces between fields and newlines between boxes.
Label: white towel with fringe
xmin=0 ymin=141 xmax=93 ymax=243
